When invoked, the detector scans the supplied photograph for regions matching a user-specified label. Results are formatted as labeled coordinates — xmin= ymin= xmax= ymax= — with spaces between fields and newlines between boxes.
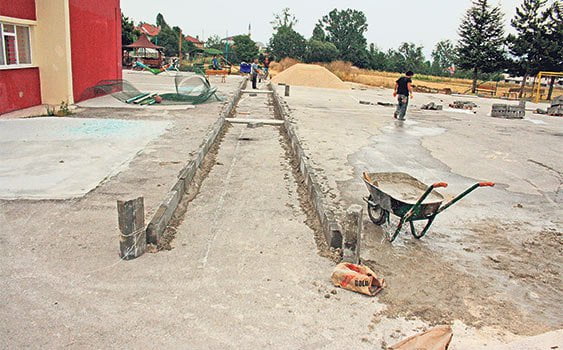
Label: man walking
xmin=393 ymin=71 xmax=414 ymax=121
xmin=251 ymin=58 xmax=262 ymax=89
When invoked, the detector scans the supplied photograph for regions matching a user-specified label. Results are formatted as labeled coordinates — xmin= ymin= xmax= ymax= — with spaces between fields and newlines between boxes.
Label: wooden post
xmin=117 ymin=197 xmax=146 ymax=260
xmin=284 ymin=85 xmax=290 ymax=97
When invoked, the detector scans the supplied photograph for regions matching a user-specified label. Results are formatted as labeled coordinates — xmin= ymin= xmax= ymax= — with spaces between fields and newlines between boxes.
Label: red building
xmin=0 ymin=0 xmax=122 ymax=115
xmin=186 ymin=35 xmax=204 ymax=49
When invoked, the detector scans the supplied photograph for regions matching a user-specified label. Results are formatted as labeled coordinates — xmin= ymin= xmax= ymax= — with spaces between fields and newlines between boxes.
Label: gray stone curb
xmin=146 ymin=77 xmax=248 ymax=245
xmin=270 ymin=83 xmax=343 ymax=248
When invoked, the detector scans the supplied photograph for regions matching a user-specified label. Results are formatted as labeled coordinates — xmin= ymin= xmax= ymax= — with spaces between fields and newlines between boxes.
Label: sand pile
xmin=272 ymin=63 xmax=349 ymax=90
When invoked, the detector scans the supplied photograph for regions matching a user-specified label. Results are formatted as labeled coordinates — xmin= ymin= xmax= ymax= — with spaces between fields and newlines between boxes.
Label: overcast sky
xmin=122 ymin=0 xmax=524 ymax=58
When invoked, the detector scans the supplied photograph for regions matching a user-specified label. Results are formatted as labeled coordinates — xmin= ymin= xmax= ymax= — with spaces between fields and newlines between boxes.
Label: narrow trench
xmin=156 ymin=86 xmax=337 ymax=261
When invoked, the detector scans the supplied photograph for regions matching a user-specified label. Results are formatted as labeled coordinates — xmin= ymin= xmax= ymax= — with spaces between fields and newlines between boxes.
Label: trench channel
xmin=157 ymin=84 xmax=334 ymax=262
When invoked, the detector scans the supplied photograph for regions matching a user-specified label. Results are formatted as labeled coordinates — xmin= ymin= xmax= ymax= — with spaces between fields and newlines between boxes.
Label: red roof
xmin=124 ymin=33 xmax=163 ymax=49
xmin=185 ymin=35 xmax=203 ymax=44
xmin=138 ymin=23 xmax=160 ymax=37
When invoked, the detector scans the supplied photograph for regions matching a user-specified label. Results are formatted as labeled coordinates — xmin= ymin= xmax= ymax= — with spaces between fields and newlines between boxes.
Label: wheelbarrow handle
xmin=433 ymin=182 xmax=448 ymax=188
xmin=437 ymin=180 xmax=494 ymax=214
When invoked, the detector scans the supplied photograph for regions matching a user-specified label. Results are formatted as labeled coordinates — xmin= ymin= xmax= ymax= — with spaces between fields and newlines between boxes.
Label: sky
xmin=121 ymin=0 xmax=524 ymax=58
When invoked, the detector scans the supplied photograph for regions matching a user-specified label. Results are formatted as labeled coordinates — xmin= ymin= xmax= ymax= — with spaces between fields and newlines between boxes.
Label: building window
xmin=1 ymin=22 xmax=32 ymax=66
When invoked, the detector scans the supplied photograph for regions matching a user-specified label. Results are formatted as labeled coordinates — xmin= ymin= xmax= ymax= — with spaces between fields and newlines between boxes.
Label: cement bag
xmin=331 ymin=263 xmax=385 ymax=296
xmin=389 ymin=325 xmax=453 ymax=350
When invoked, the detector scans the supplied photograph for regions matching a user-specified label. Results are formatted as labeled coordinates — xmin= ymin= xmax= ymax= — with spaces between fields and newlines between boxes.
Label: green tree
xmin=456 ymin=0 xmax=507 ymax=93
xmin=233 ymin=35 xmax=259 ymax=62
xmin=543 ymin=1 xmax=563 ymax=99
xmin=431 ymin=40 xmax=456 ymax=75
xmin=319 ymin=9 xmax=369 ymax=67
xmin=398 ymin=42 xmax=426 ymax=72
xmin=206 ymin=35 xmax=223 ymax=50
xmin=305 ymin=39 xmax=339 ymax=62
xmin=367 ymin=44 xmax=387 ymax=71
xmin=269 ymin=26 xmax=306 ymax=60
xmin=271 ymin=8 xmax=298 ymax=30
xmin=121 ymin=13 xmax=139 ymax=45
xmin=311 ymin=22 xmax=326 ymax=41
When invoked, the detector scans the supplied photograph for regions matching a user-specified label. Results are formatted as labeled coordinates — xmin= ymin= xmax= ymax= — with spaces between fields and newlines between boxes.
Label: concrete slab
xmin=276 ymin=84 xmax=563 ymax=338
xmin=0 ymin=117 xmax=169 ymax=199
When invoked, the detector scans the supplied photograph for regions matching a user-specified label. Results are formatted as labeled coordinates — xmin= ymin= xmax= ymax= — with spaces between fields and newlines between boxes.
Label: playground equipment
xmin=533 ymin=71 xmax=563 ymax=102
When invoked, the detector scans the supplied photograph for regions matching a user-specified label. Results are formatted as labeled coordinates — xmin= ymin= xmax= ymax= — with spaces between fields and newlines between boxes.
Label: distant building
xmin=137 ymin=23 xmax=161 ymax=38
xmin=0 ymin=0 xmax=122 ymax=114
xmin=185 ymin=35 xmax=204 ymax=49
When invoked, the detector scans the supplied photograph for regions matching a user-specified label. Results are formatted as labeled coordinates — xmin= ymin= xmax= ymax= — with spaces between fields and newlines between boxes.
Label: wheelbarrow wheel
xmin=367 ymin=196 xmax=388 ymax=225
xmin=409 ymin=217 xmax=436 ymax=239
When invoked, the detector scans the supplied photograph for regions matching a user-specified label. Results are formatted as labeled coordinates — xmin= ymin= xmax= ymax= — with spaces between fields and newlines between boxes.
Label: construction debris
xmin=449 ymin=101 xmax=477 ymax=110
xmin=421 ymin=102 xmax=443 ymax=110
xmin=547 ymin=95 xmax=563 ymax=116
xmin=491 ymin=104 xmax=525 ymax=119
xmin=331 ymin=263 xmax=385 ymax=296
xmin=389 ymin=325 xmax=453 ymax=350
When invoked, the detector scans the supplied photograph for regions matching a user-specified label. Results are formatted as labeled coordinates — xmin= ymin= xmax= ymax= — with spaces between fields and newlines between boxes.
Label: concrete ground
xmin=275 ymin=83 xmax=562 ymax=342
xmin=0 ymin=117 xmax=169 ymax=199
xmin=1 ymin=71 xmax=561 ymax=349
xmin=0 ymin=75 xmax=243 ymax=347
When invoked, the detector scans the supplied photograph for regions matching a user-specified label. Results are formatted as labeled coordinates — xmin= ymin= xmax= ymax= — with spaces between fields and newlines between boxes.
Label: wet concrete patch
xmin=0 ymin=117 xmax=169 ymax=199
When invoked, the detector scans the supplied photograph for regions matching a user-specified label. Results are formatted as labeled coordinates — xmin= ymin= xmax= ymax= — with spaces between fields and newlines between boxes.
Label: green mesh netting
xmin=80 ymin=76 xmax=221 ymax=105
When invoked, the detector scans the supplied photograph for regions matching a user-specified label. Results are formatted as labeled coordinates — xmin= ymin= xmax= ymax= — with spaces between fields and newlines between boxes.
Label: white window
xmin=1 ymin=22 xmax=32 ymax=66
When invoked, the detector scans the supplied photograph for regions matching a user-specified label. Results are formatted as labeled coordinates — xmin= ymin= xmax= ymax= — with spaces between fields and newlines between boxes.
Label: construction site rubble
xmin=448 ymin=101 xmax=478 ymax=110
xmin=491 ymin=103 xmax=525 ymax=119
xmin=421 ymin=102 xmax=443 ymax=110
xmin=389 ymin=325 xmax=453 ymax=350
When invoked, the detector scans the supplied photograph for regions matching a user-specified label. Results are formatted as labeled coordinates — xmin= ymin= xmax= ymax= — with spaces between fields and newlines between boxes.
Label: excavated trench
xmin=157 ymin=85 xmax=332 ymax=259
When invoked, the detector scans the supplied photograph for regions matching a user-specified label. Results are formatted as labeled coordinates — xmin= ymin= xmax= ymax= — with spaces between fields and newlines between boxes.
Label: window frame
xmin=0 ymin=20 xmax=35 ymax=69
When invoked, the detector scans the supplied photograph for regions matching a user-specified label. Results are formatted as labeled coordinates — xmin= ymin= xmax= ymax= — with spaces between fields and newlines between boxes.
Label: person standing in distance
xmin=393 ymin=71 xmax=414 ymax=121
xmin=251 ymin=58 xmax=262 ymax=89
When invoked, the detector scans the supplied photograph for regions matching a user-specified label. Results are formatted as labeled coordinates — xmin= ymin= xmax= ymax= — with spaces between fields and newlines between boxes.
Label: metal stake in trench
xmin=117 ymin=197 xmax=146 ymax=260
xmin=285 ymin=85 xmax=290 ymax=97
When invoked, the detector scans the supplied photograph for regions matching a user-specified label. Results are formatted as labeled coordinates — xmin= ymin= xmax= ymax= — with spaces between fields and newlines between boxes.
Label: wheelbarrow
xmin=362 ymin=172 xmax=494 ymax=242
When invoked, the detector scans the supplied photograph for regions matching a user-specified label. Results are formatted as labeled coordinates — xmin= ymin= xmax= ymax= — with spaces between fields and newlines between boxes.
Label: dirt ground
xmin=275 ymin=83 xmax=562 ymax=339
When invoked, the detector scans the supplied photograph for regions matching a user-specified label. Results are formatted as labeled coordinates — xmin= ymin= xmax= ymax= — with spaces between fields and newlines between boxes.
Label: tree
xmin=397 ymin=42 xmax=427 ymax=72
xmin=153 ymin=13 xmax=192 ymax=57
xmin=271 ymin=8 xmax=298 ymax=30
xmin=456 ymin=0 xmax=507 ymax=93
xmin=507 ymin=0 xmax=552 ymax=97
xmin=121 ymin=13 xmax=139 ymax=45
xmin=319 ymin=9 xmax=369 ymax=67
xmin=431 ymin=40 xmax=456 ymax=75
xmin=269 ymin=25 xmax=306 ymax=60
xmin=305 ymin=39 xmax=339 ymax=63
xmin=368 ymin=44 xmax=387 ymax=71
xmin=311 ymin=22 xmax=326 ymax=41
xmin=540 ymin=1 xmax=563 ymax=99
xmin=206 ymin=35 xmax=223 ymax=50
xmin=233 ymin=35 xmax=258 ymax=62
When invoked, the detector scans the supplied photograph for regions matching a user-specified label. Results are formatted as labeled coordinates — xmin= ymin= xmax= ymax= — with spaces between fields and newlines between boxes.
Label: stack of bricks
xmin=491 ymin=104 xmax=525 ymax=119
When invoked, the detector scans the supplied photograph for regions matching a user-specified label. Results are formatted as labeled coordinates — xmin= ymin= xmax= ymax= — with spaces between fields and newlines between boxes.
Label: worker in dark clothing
xmin=251 ymin=58 xmax=262 ymax=89
xmin=393 ymin=71 xmax=414 ymax=120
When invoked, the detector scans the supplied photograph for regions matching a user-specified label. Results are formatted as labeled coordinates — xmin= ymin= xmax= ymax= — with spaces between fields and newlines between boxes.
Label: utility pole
xmin=178 ymin=29 xmax=183 ymax=61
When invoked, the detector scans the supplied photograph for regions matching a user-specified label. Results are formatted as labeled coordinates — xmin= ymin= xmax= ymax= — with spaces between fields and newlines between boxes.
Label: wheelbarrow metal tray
xmin=363 ymin=172 xmax=444 ymax=219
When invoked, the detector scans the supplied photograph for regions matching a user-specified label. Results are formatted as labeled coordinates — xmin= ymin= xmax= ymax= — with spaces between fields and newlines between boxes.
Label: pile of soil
xmin=272 ymin=64 xmax=349 ymax=90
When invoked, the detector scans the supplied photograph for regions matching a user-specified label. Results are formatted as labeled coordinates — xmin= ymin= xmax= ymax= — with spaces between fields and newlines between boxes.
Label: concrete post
xmin=117 ymin=197 xmax=146 ymax=260
xmin=342 ymin=204 xmax=363 ymax=264
xmin=285 ymin=85 xmax=290 ymax=97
